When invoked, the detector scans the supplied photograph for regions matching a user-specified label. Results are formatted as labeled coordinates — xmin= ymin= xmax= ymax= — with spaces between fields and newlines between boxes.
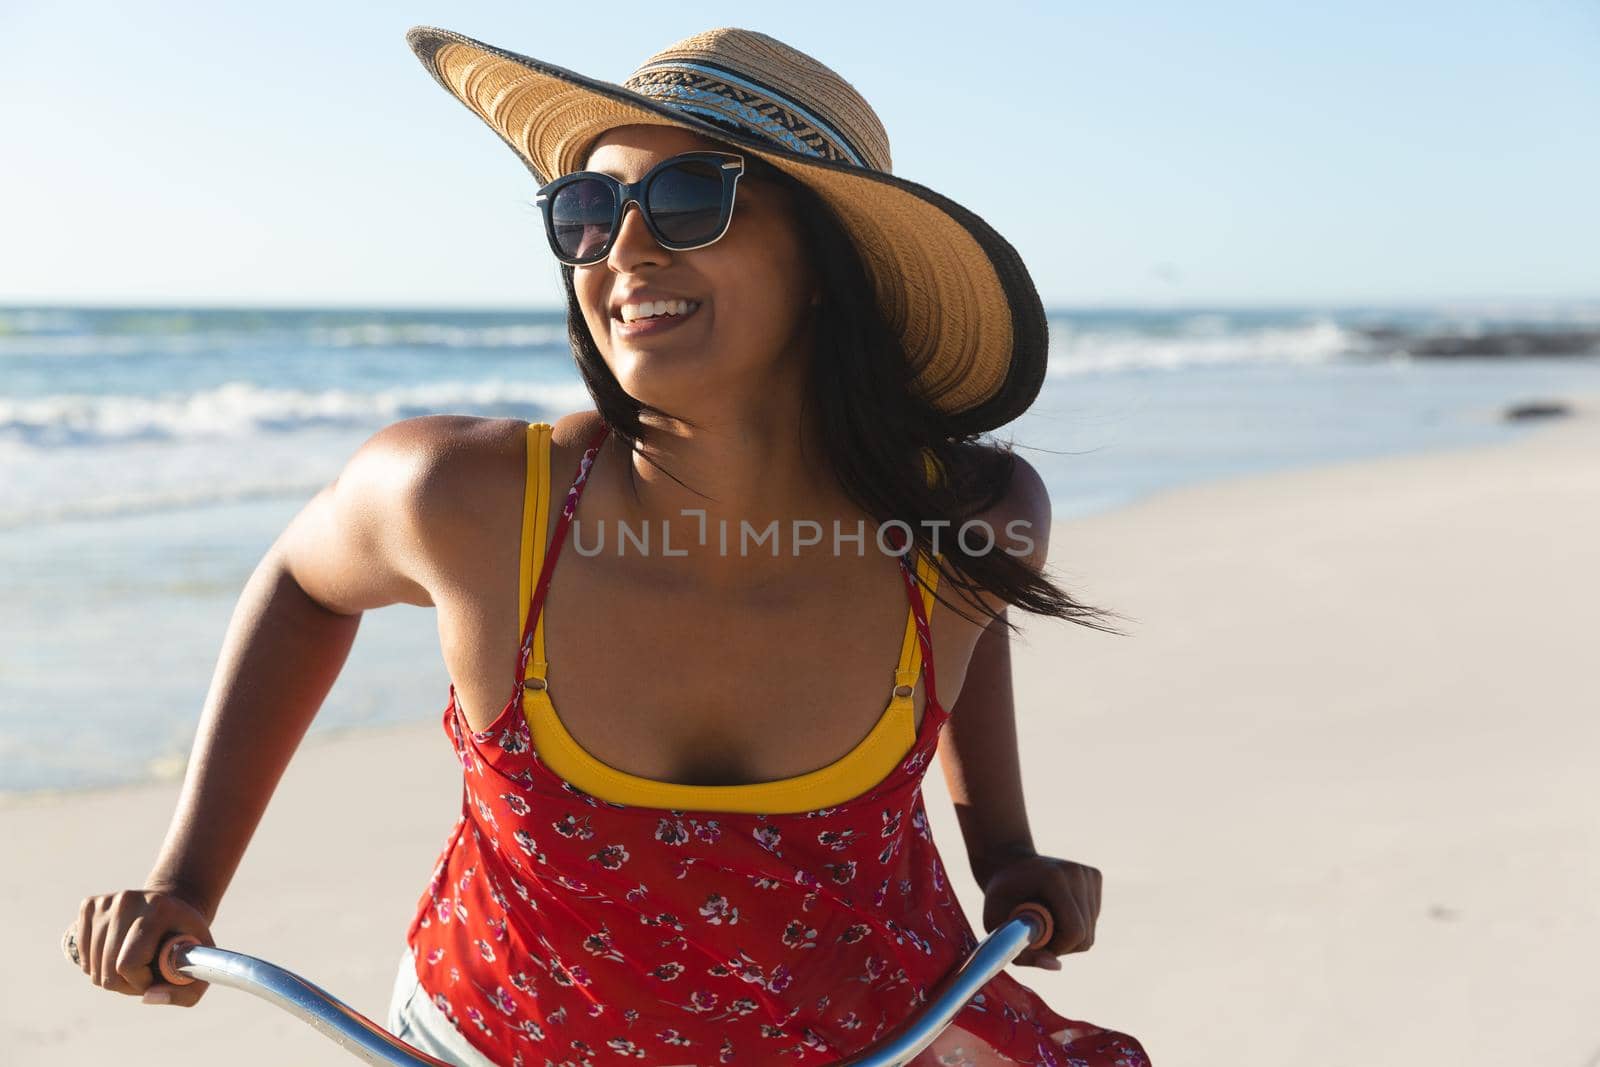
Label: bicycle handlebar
xmin=69 ymin=901 xmax=1055 ymax=1067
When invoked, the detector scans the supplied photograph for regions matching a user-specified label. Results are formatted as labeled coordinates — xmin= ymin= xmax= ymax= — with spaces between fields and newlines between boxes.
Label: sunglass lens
xmin=647 ymin=160 xmax=728 ymax=246
xmin=549 ymin=178 xmax=616 ymax=261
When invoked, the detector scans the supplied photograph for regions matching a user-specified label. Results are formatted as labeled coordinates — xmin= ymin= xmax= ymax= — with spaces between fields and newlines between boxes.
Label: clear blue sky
xmin=4 ymin=1 xmax=1596 ymax=308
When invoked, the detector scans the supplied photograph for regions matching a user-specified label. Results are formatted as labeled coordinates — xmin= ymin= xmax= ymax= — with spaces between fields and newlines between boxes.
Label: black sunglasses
xmin=533 ymin=151 xmax=747 ymax=266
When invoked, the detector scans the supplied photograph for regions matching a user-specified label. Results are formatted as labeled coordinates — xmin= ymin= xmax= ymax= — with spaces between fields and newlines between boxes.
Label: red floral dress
xmin=405 ymin=424 xmax=1151 ymax=1067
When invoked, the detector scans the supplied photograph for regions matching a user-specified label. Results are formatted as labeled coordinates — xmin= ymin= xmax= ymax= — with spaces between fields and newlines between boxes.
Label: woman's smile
xmin=612 ymin=298 xmax=706 ymax=339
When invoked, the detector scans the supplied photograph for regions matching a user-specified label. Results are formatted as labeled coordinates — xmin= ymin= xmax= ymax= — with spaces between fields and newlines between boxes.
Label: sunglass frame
xmin=533 ymin=151 xmax=747 ymax=266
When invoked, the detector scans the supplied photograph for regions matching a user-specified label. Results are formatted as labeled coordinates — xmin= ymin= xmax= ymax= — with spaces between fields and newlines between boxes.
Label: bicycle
xmin=64 ymin=902 xmax=1054 ymax=1066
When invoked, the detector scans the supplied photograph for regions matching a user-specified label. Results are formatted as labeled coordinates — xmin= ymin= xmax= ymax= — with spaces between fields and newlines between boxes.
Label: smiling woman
xmin=67 ymin=21 xmax=1150 ymax=1067
xmin=569 ymin=132 xmax=823 ymax=444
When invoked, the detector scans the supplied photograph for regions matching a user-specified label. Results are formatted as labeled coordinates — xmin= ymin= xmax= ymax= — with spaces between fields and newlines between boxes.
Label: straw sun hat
xmin=406 ymin=25 xmax=1048 ymax=434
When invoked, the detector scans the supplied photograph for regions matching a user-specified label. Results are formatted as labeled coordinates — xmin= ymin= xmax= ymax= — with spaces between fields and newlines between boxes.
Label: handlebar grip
xmin=59 ymin=926 xmax=202 ymax=986
xmin=157 ymin=935 xmax=201 ymax=985
xmin=1006 ymin=901 xmax=1054 ymax=951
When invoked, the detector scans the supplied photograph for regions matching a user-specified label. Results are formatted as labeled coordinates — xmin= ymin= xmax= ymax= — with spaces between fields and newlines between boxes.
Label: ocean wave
xmin=0 ymin=379 xmax=595 ymax=448
xmin=0 ymin=317 xmax=570 ymax=358
xmin=1047 ymin=317 xmax=1360 ymax=376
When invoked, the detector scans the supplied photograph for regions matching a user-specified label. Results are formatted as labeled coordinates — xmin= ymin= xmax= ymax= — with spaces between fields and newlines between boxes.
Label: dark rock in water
xmin=1503 ymin=401 xmax=1572 ymax=421
xmin=1409 ymin=331 xmax=1600 ymax=358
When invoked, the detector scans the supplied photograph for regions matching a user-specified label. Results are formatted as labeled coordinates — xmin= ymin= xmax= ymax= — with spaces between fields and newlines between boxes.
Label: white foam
xmin=1046 ymin=317 xmax=1360 ymax=376
xmin=0 ymin=380 xmax=596 ymax=528
xmin=0 ymin=320 xmax=570 ymax=358
xmin=0 ymin=379 xmax=595 ymax=449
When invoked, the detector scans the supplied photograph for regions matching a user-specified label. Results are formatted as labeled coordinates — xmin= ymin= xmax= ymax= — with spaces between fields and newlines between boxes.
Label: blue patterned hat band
xmin=623 ymin=61 xmax=871 ymax=170
xmin=620 ymin=29 xmax=893 ymax=174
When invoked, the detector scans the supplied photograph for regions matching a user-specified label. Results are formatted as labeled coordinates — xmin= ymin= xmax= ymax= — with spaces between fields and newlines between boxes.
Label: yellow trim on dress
xmin=517 ymin=422 xmax=940 ymax=814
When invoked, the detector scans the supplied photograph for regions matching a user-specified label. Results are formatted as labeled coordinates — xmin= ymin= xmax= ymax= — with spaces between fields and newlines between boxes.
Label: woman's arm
xmin=940 ymin=608 xmax=1039 ymax=889
xmin=145 ymin=418 xmax=457 ymax=913
xmin=141 ymin=552 xmax=363 ymax=917
xmin=935 ymin=450 xmax=1053 ymax=890
xmin=77 ymin=416 xmax=466 ymax=1000
xmin=937 ymin=454 xmax=1103 ymax=970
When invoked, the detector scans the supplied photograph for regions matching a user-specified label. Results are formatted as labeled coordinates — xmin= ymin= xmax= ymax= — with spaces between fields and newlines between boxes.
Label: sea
xmin=2 ymin=303 xmax=1597 ymax=795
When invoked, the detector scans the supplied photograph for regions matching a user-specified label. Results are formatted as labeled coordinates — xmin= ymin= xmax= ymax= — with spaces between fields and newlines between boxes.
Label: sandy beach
xmin=6 ymin=393 xmax=1597 ymax=1067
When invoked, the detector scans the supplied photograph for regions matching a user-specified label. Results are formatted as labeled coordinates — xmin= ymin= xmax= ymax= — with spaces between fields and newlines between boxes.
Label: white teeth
xmin=619 ymin=299 xmax=700 ymax=324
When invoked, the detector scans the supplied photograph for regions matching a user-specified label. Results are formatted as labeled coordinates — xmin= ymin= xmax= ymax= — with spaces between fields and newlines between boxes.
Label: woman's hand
xmin=70 ymin=888 xmax=215 ymax=1006
xmin=981 ymin=852 xmax=1101 ymax=970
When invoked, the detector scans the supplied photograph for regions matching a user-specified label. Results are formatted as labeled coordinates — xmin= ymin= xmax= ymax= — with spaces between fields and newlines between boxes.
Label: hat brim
xmin=406 ymin=26 xmax=1045 ymax=434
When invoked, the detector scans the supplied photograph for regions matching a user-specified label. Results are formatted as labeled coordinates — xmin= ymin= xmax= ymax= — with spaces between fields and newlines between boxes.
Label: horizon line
xmin=3 ymin=295 xmax=1598 ymax=315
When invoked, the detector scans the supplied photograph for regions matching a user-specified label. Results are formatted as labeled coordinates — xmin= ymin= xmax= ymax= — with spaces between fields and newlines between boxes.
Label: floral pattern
xmin=406 ymin=424 xmax=1150 ymax=1066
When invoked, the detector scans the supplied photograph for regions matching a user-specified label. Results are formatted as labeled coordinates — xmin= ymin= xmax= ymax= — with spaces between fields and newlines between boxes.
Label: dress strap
xmin=891 ymin=550 xmax=939 ymax=698
xmin=518 ymin=423 xmax=554 ymax=684
xmin=516 ymin=422 xmax=609 ymax=694
xmin=890 ymin=446 xmax=945 ymax=708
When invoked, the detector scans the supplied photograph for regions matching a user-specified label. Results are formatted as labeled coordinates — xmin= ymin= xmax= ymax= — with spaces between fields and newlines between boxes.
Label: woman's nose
xmin=606 ymin=201 xmax=669 ymax=271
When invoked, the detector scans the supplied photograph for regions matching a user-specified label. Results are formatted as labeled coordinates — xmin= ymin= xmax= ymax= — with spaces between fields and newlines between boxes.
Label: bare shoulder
xmin=972 ymin=441 xmax=1049 ymax=572
xmin=274 ymin=414 xmax=525 ymax=614
xmin=954 ymin=440 xmax=1051 ymax=573
xmin=551 ymin=409 xmax=607 ymax=444
xmin=933 ymin=442 xmax=1052 ymax=629
xmin=371 ymin=413 xmax=526 ymax=525
xmin=547 ymin=409 xmax=610 ymax=481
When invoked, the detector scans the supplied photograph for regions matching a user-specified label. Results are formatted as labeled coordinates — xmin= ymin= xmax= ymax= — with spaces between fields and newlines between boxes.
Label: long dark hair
xmin=557 ymin=149 xmax=1127 ymax=638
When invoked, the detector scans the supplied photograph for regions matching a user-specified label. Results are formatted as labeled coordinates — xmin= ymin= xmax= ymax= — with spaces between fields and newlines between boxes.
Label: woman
xmin=71 ymin=25 xmax=1151 ymax=1067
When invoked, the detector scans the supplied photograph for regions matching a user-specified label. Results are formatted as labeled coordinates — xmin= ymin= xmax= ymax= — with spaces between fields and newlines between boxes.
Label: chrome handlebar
xmin=70 ymin=901 xmax=1054 ymax=1067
